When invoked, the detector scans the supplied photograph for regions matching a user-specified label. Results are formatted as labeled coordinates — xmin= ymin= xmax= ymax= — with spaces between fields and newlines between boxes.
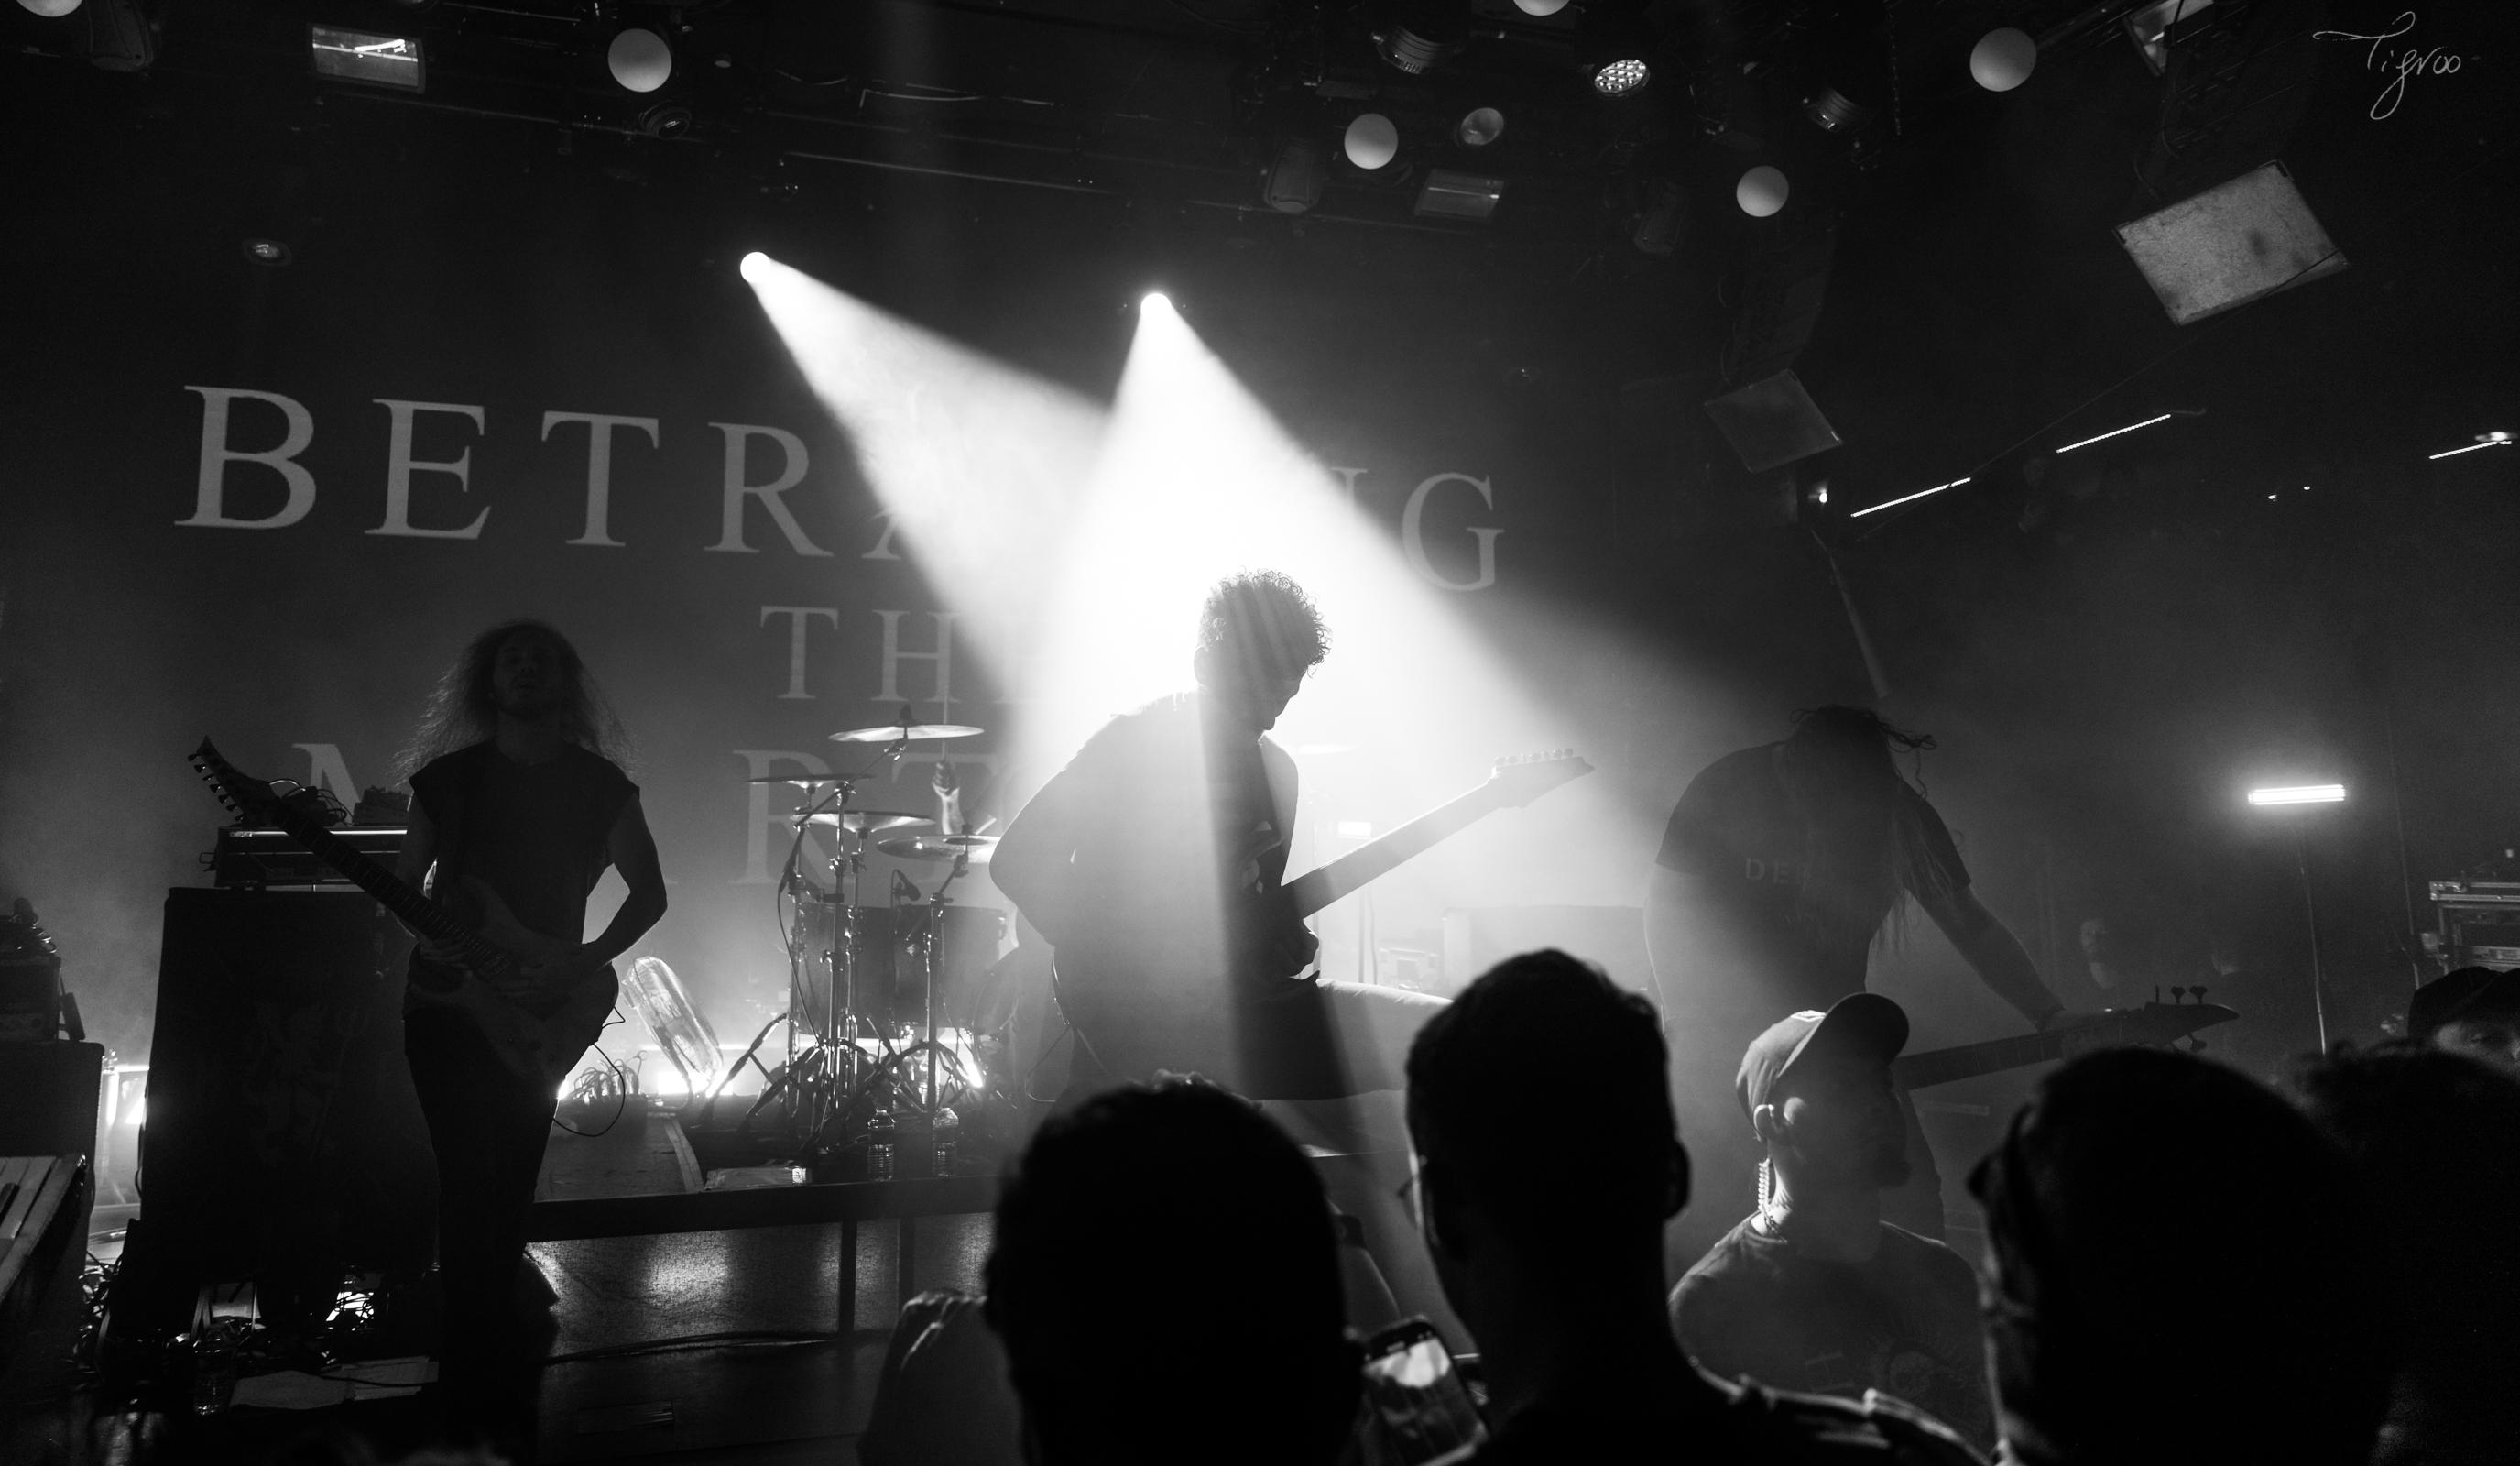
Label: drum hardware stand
xmin=750 ymin=728 xmax=916 ymax=1143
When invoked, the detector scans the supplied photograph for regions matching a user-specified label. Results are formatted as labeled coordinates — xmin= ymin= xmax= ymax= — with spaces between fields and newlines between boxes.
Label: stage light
xmin=1850 ymin=476 xmax=1969 ymax=519
xmin=1345 ymin=113 xmax=1401 ymax=170
xmin=1456 ymin=107 xmax=1506 ymax=148
xmin=607 ymin=27 xmax=672 ymax=93
xmin=1141 ymin=291 xmax=1173 ymax=312
xmin=2248 ymin=784 xmax=2346 ymax=805
xmin=241 ymin=238 xmax=292 ymax=267
xmin=1415 ymin=170 xmax=1506 ymax=221
xmin=636 ymin=101 xmax=693 ymax=138
xmin=1736 ymin=166 xmax=1789 ymax=217
xmin=310 ymin=24 xmax=424 ymax=90
xmin=17 ymin=0 xmax=83 ymax=16
xmin=2429 ymin=438 xmax=2513 ymax=460
xmin=738 ymin=251 xmax=769 ymax=281
xmin=1263 ymin=138 xmax=1328 ymax=213
xmin=1592 ymin=57 xmax=1650 ymax=95
xmin=1512 ymin=0 xmax=1568 ymax=14
xmin=1803 ymin=83 xmax=1872 ymax=134
xmin=2056 ymin=411 xmax=2174 ymax=453
xmin=1970 ymin=27 xmax=2037 ymax=91
xmin=1375 ymin=0 xmax=1467 ymax=74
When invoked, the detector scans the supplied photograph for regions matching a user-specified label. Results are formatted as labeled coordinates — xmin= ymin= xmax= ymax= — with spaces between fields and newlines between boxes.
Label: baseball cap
xmin=1736 ymin=991 xmax=1911 ymax=1127
xmin=2408 ymin=967 xmax=2520 ymax=1038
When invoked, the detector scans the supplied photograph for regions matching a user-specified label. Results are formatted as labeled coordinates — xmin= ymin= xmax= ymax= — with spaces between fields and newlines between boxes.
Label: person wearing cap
xmin=2407 ymin=966 xmax=2520 ymax=1069
xmin=1645 ymin=707 xmax=2076 ymax=1254
xmin=1668 ymin=994 xmax=1994 ymax=1452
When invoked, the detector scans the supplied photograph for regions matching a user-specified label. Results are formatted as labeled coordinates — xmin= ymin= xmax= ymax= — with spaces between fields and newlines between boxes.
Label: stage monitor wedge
xmin=2116 ymin=160 xmax=2347 ymax=326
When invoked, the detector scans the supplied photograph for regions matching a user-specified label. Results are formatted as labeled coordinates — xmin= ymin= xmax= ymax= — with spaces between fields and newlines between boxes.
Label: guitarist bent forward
xmin=389 ymin=619 xmax=668 ymax=1431
xmin=994 ymin=572 xmax=1444 ymax=1100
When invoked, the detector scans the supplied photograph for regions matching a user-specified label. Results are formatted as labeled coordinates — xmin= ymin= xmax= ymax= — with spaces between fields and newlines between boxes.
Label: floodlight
xmin=2248 ymin=784 xmax=2346 ymax=805
xmin=1456 ymin=107 xmax=1506 ymax=148
xmin=607 ymin=27 xmax=672 ymax=93
xmin=1141 ymin=292 xmax=1173 ymax=312
xmin=242 ymin=239 xmax=292 ymax=267
xmin=1592 ymin=57 xmax=1650 ymax=94
xmin=310 ymin=24 xmax=424 ymax=91
xmin=739 ymin=252 xmax=769 ymax=282
xmin=19 ymin=0 xmax=84 ymax=16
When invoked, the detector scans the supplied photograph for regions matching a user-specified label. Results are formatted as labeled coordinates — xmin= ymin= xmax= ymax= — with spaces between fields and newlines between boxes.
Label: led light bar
xmin=311 ymin=25 xmax=424 ymax=91
xmin=2248 ymin=784 xmax=2345 ymax=805
xmin=1850 ymin=476 xmax=1970 ymax=519
xmin=2429 ymin=440 xmax=2512 ymax=461
xmin=2056 ymin=412 xmax=2174 ymax=454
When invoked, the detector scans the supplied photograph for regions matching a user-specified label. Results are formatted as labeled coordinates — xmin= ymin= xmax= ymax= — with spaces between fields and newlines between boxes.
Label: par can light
xmin=607 ymin=27 xmax=672 ymax=93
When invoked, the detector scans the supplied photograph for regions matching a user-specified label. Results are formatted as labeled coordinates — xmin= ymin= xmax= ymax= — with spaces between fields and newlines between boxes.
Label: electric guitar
xmin=1053 ymin=749 xmax=1595 ymax=1001
xmin=189 ymin=738 xmax=614 ymax=1091
xmin=1891 ymin=999 xmax=2239 ymax=1090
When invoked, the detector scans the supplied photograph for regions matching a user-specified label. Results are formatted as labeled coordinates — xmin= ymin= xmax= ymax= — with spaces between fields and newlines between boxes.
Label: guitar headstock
xmin=2095 ymin=996 xmax=2241 ymax=1051
xmin=190 ymin=738 xmax=332 ymax=835
xmin=1483 ymin=749 xmax=1595 ymax=808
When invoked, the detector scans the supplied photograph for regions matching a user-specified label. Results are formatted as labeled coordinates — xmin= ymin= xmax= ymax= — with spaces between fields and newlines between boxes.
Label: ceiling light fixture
xmin=2056 ymin=412 xmax=2175 ymax=454
xmin=1850 ymin=476 xmax=1970 ymax=519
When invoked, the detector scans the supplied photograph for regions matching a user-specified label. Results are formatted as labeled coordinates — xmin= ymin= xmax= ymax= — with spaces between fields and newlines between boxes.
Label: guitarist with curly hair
xmin=389 ymin=618 xmax=667 ymax=1439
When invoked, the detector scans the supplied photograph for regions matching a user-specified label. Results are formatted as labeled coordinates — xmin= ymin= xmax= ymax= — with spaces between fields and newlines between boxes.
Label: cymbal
xmin=802 ymin=808 xmax=932 ymax=834
xmin=747 ymin=774 xmax=840 ymax=785
xmin=829 ymin=723 xmax=986 ymax=743
xmin=875 ymin=833 xmax=1000 ymax=863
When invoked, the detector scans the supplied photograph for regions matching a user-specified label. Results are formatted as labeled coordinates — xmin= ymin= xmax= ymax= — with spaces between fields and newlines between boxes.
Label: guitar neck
xmin=1891 ymin=1030 xmax=2066 ymax=1091
xmin=1283 ymin=784 xmax=1506 ymax=919
xmin=283 ymin=823 xmax=496 ymax=966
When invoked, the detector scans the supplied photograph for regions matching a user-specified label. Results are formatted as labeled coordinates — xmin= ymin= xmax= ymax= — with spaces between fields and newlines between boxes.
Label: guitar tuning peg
xmin=2154 ymin=986 xmax=2163 ymax=1005
xmin=2170 ymin=986 xmax=2187 ymax=1003
xmin=2192 ymin=985 xmax=2209 ymax=1006
xmin=2186 ymin=1037 xmax=2207 ymax=1054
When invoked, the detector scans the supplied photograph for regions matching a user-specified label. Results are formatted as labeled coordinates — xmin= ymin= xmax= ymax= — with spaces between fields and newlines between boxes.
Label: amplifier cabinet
xmin=2429 ymin=881 xmax=2520 ymax=972
xmin=123 ymin=889 xmax=431 ymax=1338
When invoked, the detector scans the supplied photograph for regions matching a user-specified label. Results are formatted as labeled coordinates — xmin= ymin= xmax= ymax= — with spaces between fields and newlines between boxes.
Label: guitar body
xmin=189 ymin=738 xmax=614 ymax=1096
xmin=405 ymin=880 xmax=616 ymax=1095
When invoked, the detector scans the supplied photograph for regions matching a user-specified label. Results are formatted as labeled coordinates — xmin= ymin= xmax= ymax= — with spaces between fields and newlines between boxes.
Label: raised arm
xmin=1921 ymin=886 xmax=2066 ymax=1031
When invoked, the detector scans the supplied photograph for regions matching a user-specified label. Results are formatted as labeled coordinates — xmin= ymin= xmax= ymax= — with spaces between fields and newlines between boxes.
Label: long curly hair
xmin=394 ymin=619 xmax=630 ymax=782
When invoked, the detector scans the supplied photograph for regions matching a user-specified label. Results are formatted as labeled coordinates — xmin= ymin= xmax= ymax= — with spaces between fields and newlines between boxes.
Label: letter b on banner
xmin=180 ymin=387 xmax=318 ymax=530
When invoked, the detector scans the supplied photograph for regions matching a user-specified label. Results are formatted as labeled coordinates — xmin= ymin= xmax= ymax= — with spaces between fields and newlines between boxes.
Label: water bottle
xmin=931 ymin=1106 xmax=959 ymax=1177
xmin=867 ymin=1110 xmax=898 ymax=1181
xmin=190 ymin=1325 xmax=239 ymax=1415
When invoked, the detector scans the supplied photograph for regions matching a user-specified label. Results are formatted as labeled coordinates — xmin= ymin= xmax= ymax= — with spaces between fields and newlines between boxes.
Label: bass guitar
xmin=189 ymin=738 xmax=613 ymax=1091
xmin=1053 ymin=749 xmax=1595 ymax=1003
xmin=1892 ymin=998 xmax=2238 ymax=1090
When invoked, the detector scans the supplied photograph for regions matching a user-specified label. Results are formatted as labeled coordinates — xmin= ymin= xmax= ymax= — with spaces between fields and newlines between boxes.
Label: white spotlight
xmin=1140 ymin=291 xmax=1173 ymax=313
xmin=1456 ymin=106 xmax=1506 ymax=148
xmin=739 ymin=251 xmax=769 ymax=282
xmin=1344 ymin=113 xmax=1401 ymax=170
xmin=1512 ymin=0 xmax=1569 ymax=14
xmin=2248 ymin=784 xmax=2346 ymax=806
xmin=607 ymin=27 xmax=672 ymax=93
xmin=1970 ymin=27 xmax=2037 ymax=91
xmin=18 ymin=0 xmax=86 ymax=15
xmin=1737 ymin=165 xmax=1790 ymax=217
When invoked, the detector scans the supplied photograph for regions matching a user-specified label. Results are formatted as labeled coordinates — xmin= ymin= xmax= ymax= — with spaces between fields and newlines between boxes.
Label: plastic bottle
xmin=190 ymin=1324 xmax=239 ymax=1415
xmin=867 ymin=1110 xmax=898 ymax=1181
xmin=931 ymin=1106 xmax=959 ymax=1177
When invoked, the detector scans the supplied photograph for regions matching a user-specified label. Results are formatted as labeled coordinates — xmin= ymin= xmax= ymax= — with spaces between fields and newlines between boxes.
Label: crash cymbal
xmin=747 ymin=774 xmax=842 ymax=784
xmin=829 ymin=723 xmax=986 ymax=743
xmin=874 ymin=833 xmax=1000 ymax=863
xmin=802 ymin=808 xmax=932 ymax=834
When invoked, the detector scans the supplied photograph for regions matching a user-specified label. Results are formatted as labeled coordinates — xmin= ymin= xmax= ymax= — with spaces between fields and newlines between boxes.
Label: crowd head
xmin=2407 ymin=966 xmax=2520 ymax=1068
xmin=984 ymin=1078 xmax=1360 ymax=1466
xmin=1970 ymin=1046 xmax=2392 ymax=1466
xmin=1404 ymin=948 xmax=1687 ymax=1280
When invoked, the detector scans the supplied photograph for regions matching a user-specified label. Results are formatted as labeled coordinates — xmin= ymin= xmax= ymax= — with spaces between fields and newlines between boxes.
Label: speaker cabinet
xmin=122 ymin=890 xmax=431 ymax=1337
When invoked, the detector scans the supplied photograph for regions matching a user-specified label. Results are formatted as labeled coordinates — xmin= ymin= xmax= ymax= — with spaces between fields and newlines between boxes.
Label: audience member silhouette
xmin=1671 ymin=995 xmax=1993 ymax=1450
xmin=1406 ymin=949 xmax=1981 ymax=1463
xmin=1969 ymin=1048 xmax=2390 ymax=1466
xmin=2296 ymin=1044 xmax=2520 ymax=1466
xmin=2405 ymin=967 xmax=2520 ymax=1070
xmin=983 ymin=1078 xmax=1361 ymax=1466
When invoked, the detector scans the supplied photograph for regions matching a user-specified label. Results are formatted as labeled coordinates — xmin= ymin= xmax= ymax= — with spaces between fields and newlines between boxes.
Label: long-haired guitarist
xmin=389 ymin=619 xmax=667 ymax=1433
xmin=1646 ymin=706 xmax=2072 ymax=1251
xmin=993 ymin=572 xmax=1445 ymax=1100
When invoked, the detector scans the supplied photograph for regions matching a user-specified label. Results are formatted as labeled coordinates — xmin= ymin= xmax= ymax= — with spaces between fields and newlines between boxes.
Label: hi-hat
xmin=802 ymin=809 xmax=931 ymax=834
xmin=830 ymin=722 xmax=984 ymax=743
xmin=875 ymin=833 xmax=1000 ymax=863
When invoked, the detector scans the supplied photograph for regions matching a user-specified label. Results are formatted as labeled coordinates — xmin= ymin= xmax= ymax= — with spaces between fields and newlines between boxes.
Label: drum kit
xmin=739 ymin=715 xmax=1009 ymax=1153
